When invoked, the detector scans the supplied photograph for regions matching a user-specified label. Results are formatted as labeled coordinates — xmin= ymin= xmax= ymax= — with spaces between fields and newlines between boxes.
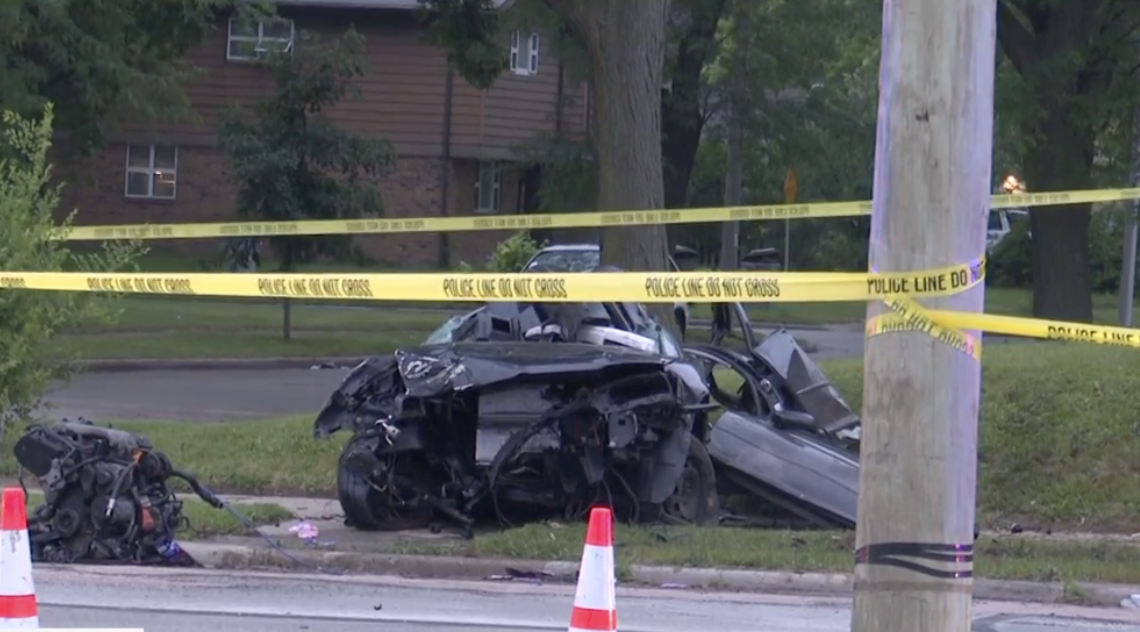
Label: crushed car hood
xmin=314 ymin=340 xmax=705 ymax=438
xmin=394 ymin=342 xmax=672 ymax=397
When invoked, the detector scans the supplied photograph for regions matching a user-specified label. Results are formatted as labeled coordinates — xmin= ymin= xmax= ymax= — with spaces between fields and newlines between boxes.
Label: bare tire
xmin=659 ymin=438 xmax=720 ymax=526
xmin=337 ymin=439 xmax=433 ymax=531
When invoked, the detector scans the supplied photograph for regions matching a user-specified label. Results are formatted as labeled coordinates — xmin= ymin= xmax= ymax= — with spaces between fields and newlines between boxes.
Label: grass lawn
xmin=55 ymin=296 xmax=448 ymax=358
xmin=17 ymin=490 xmax=294 ymax=539
xmin=398 ymin=522 xmax=1140 ymax=585
xmin=0 ymin=417 xmax=347 ymax=498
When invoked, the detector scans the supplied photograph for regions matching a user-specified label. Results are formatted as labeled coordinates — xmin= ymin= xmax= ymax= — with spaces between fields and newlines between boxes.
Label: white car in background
xmin=987 ymin=209 xmax=1029 ymax=253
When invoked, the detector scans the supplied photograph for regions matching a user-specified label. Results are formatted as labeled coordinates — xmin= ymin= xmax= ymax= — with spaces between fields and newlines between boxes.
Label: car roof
xmin=534 ymin=244 xmax=600 ymax=252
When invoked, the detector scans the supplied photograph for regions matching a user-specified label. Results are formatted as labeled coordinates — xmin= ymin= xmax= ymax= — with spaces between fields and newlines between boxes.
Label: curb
xmin=179 ymin=541 xmax=1136 ymax=607
xmin=78 ymin=357 xmax=368 ymax=372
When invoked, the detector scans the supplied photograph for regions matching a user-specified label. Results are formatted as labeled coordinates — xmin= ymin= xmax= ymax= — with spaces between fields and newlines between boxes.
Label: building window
xmin=509 ymin=31 xmax=539 ymax=76
xmin=125 ymin=144 xmax=178 ymax=199
xmin=474 ymin=161 xmax=502 ymax=212
xmin=227 ymin=17 xmax=295 ymax=61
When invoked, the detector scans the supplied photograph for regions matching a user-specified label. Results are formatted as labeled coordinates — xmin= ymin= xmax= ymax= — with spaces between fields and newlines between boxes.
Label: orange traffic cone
xmin=568 ymin=507 xmax=617 ymax=632
xmin=0 ymin=488 xmax=37 ymax=628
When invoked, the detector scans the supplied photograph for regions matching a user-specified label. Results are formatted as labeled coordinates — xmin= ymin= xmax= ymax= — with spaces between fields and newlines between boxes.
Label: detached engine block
xmin=13 ymin=420 xmax=219 ymax=564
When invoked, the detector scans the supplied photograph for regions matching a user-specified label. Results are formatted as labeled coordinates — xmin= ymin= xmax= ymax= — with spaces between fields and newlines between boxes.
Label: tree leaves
xmin=217 ymin=28 xmax=394 ymax=271
xmin=0 ymin=0 xmax=229 ymax=154
xmin=418 ymin=0 xmax=506 ymax=89
xmin=995 ymin=0 xmax=1140 ymax=319
xmin=0 ymin=105 xmax=143 ymax=436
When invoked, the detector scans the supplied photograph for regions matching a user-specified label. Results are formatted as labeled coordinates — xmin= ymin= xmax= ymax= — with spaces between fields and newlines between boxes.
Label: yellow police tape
xmin=53 ymin=186 xmax=1140 ymax=241
xmin=924 ymin=310 xmax=1140 ymax=349
xmin=866 ymin=298 xmax=1140 ymax=354
xmin=0 ymin=260 xmax=983 ymax=303
xmin=866 ymin=297 xmax=983 ymax=361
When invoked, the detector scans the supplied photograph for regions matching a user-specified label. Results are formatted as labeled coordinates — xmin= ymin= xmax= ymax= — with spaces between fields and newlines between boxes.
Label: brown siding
xmin=110 ymin=7 xmax=453 ymax=157
xmin=106 ymin=7 xmax=588 ymax=158
xmin=562 ymin=82 xmax=589 ymax=141
xmin=54 ymin=141 xmax=450 ymax=267
xmin=449 ymin=160 xmax=520 ymax=266
xmin=451 ymin=32 xmax=588 ymax=158
xmin=57 ymin=6 xmax=586 ymax=268
xmin=52 ymin=140 xmax=532 ymax=268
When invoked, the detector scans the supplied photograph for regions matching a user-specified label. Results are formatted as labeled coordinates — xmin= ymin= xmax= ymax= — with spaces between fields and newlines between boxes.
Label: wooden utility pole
xmin=852 ymin=0 xmax=995 ymax=630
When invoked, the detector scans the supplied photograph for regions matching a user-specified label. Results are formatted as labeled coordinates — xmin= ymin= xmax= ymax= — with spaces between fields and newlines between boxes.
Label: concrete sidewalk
xmin=190 ymin=494 xmax=1139 ymax=609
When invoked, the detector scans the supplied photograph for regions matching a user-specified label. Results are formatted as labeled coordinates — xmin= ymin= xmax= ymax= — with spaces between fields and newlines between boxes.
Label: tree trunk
xmin=995 ymin=0 xmax=1103 ymax=322
xmin=661 ymin=0 xmax=728 ymax=210
xmin=719 ymin=112 xmax=742 ymax=270
xmin=1022 ymin=109 xmax=1096 ymax=321
xmin=718 ymin=3 xmax=748 ymax=271
xmin=550 ymin=0 xmax=673 ymax=277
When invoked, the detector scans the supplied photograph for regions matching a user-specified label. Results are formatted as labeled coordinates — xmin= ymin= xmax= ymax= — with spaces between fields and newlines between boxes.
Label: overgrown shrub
xmin=485 ymin=232 xmax=545 ymax=272
xmin=0 ymin=105 xmax=143 ymax=440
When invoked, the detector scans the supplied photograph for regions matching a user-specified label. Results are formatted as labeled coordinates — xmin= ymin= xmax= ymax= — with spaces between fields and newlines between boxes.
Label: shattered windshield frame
xmin=521 ymin=249 xmax=600 ymax=272
xmin=422 ymin=306 xmax=682 ymax=358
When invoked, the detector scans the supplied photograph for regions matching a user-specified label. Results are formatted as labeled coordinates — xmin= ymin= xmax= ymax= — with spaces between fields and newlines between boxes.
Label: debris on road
xmin=485 ymin=567 xmax=558 ymax=584
xmin=289 ymin=521 xmax=320 ymax=542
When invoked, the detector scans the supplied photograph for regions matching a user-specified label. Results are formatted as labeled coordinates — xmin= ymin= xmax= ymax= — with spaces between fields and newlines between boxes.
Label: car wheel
xmin=337 ymin=438 xmax=433 ymax=531
xmin=659 ymin=438 xmax=720 ymax=526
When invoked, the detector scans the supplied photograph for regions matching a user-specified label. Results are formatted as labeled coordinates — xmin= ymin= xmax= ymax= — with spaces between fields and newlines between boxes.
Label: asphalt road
xmin=32 ymin=565 xmax=1140 ymax=632
xmin=45 ymin=368 xmax=346 ymax=422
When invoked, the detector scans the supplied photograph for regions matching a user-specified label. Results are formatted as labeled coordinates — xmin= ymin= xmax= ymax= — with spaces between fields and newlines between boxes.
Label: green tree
xmin=422 ymin=0 xmax=674 ymax=281
xmin=217 ymin=28 xmax=395 ymax=338
xmin=694 ymin=0 xmax=880 ymax=268
xmin=997 ymin=0 xmax=1140 ymax=320
xmin=496 ymin=0 xmax=728 ymax=217
xmin=0 ymin=104 xmax=143 ymax=439
xmin=0 ymin=0 xmax=232 ymax=154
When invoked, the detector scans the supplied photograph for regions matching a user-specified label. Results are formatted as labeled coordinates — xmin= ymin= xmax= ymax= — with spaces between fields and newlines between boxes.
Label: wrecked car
xmin=314 ymin=300 xmax=721 ymax=536
xmin=13 ymin=419 xmax=223 ymax=564
xmin=692 ymin=303 xmax=978 ymax=539
xmin=687 ymin=303 xmax=860 ymax=529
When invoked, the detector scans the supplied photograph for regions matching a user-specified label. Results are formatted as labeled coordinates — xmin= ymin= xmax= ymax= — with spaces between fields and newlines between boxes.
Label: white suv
xmin=987 ymin=209 xmax=1029 ymax=253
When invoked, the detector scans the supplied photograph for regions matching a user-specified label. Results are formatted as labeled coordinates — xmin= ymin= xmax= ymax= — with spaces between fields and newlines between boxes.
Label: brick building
xmin=53 ymin=0 xmax=589 ymax=268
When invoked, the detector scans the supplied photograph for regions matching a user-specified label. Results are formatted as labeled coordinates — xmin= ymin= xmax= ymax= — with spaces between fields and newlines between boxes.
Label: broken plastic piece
xmin=289 ymin=521 xmax=320 ymax=541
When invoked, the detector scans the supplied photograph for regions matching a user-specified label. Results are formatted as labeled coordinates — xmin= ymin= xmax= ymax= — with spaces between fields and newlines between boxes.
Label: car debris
xmin=313 ymin=287 xmax=877 ymax=535
xmin=12 ymin=419 xmax=225 ymax=564
xmin=689 ymin=303 xmax=860 ymax=529
xmin=289 ymin=521 xmax=320 ymax=542
xmin=313 ymin=300 xmax=721 ymax=537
